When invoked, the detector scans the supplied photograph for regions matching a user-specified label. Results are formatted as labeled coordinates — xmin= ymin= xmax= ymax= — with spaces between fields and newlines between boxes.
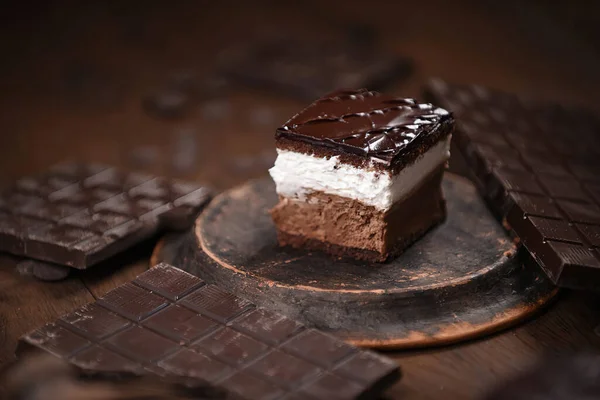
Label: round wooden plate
xmin=152 ymin=173 xmax=558 ymax=349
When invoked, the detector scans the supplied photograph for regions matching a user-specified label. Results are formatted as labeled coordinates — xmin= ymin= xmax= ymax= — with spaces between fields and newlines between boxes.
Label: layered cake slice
xmin=269 ymin=88 xmax=454 ymax=262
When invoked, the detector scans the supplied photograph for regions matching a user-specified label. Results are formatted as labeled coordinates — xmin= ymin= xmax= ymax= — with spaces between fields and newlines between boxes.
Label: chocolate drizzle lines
xmin=277 ymin=89 xmax=453 ymax=167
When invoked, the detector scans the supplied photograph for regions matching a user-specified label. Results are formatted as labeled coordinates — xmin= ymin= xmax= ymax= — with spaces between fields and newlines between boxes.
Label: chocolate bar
xmin=18 ymin=263 xmax=401 ymax=400
xmin=425 ymin=79 xmax=600 ymax=289
xmin=220 ymin=37 xmax=412 ymax=100
xmin=0 ymin=163 xmax=211 ymax=269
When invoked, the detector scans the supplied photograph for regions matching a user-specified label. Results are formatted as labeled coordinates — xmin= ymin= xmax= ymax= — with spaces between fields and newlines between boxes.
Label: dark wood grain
xmin=0 ymin=1 xmax=599 ymax=400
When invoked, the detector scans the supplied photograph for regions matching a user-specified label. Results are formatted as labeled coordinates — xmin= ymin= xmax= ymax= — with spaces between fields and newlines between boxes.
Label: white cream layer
xmin=269 ymin=135 xmax=451 ymax=211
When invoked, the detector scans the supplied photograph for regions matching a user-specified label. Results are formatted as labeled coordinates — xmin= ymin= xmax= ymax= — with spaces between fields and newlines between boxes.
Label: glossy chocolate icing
xmin=276 ymin=89 xmax=453 ymax=168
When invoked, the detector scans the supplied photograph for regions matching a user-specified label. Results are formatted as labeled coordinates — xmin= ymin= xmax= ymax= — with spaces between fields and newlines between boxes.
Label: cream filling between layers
xmin=269 ymin=135 xmax=451 ymax=211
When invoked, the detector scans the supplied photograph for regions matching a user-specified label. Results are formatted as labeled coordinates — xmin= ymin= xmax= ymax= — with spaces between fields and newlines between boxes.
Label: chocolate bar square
xmin=191 ymin=327 xmax=269 ymax=366
xmin=282 ymin=330 xmax=356 ymax=368
xmin=21 ymin=323 xmax=91 ymax=358
xmin=60 ymin=210 xmax=136 ymax=233
xmin=300 ymin=373 xmax=366 ymax=399
xmin=526 ymin=217 xmax=581 ymax=244
xmin=98 ymin=282 xmax=169 ymax=321
xmin=576 ymin=224 xmax=600 ymax=248
xmin=556 ymin=200 xmax=600 ymax=225
xmin=60 ymin=303 xmax=131 ymax=340
xmin=134 ymin=263 xmax=205 ymax=301
xmin=248 ymin=350 xmax=322 ymax=388
xmin=230 ymin=309 xmax=303 ymax=345
xmin=106 ymin=326 xmax=179 ymax=363
xmin=180 ymin=284 xmax=254 ymax=323
xmin=507 ymin=193 xmax=563 ymax=219
xmin=219 ymin=372 xmax=284 ymax=400
xmin=143 ymin=305 xmax=218 ymax=343
xmin=71 ymin=345 xmax=142 ymax=373
xmin=158 ymin=348 xmax=234 ymax=382
xmin=334 ymin=351 xmax=399 ymax=384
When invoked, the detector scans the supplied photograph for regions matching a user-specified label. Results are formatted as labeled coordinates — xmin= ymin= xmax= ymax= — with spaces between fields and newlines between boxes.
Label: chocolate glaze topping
xmin=276 ymin=89 xmax=454 ymax=168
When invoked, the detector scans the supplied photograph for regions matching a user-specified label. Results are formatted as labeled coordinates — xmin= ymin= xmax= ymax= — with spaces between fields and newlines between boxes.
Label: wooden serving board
xmin=152 ymin=173 xmax=558 ymax=349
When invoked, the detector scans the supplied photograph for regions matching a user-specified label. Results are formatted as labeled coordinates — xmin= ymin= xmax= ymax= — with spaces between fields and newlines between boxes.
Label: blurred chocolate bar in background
xmin=0 ymin=163 xmax=212 ymax=270
xmin=219 ymin=36 xmax=412 ymax=100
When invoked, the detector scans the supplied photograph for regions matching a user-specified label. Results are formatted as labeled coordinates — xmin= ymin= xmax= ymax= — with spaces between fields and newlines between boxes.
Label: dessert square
xmin=269 ymin=89 xmax=454 ymax=262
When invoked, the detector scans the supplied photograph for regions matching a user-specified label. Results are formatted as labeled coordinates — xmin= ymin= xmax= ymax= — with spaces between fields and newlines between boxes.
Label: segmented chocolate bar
xmin=0 ymin=162 xmax=211 ymax=268
xmin=426 ymin=79 xmax=600 ymax=290
xmin=19 ymin=263 xmax=401 ymax=400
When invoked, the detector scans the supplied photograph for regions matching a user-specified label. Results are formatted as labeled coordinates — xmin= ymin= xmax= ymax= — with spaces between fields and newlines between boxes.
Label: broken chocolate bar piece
xmin=425 ymin=79 xmax=600 ymax=290
xmin=220 ymin=37 xmax=412 ymax=100
xmin=0 ymin=162 xmax=211 ymax=269
xmin=18 ymin=263 xmax=401 ymax=400
xmin=269 ymin=88 xmax=454 ymax=262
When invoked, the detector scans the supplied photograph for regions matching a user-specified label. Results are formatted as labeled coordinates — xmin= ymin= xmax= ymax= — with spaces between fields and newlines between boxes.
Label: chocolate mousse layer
xmin=271 ymin=166 xmax=446 ymax=262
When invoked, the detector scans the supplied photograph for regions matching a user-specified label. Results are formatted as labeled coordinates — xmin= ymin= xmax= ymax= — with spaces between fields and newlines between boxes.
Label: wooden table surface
xmin=1 ymin=1 xmax=600 ymax=399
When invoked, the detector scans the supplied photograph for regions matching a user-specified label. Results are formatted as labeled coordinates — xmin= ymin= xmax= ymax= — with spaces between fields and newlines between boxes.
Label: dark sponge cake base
xmin=271 ymin=167 xmax=447 ymax=263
